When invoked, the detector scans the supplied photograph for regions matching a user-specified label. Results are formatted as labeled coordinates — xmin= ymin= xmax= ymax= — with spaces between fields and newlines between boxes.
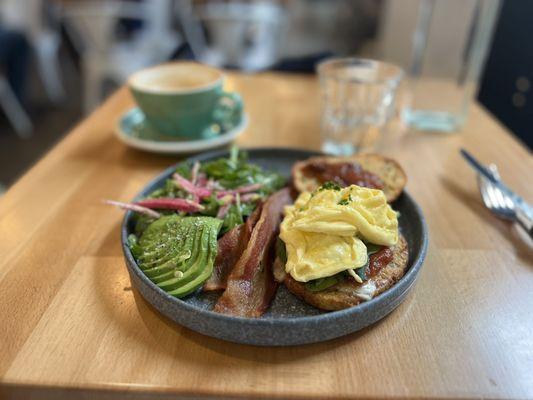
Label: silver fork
xmin=477 ymin=164 xmax=533 ymax=239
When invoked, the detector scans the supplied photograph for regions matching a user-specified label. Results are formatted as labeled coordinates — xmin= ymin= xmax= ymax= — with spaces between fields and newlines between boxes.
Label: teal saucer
xmin=115 ymin=107 xmax=248 ymax=154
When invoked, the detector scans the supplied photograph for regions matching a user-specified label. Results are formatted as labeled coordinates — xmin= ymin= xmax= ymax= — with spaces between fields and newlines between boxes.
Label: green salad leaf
xmin=365 ymin=242 xmax=383 ymax=256
xmin=200 ymin=149 xmax=285 ymax=194
xmin=133 ymin=147 xmax=285 ymax=236
xmin=305 ymin=274 xmax=344 ymax=292
xmin=275 ymin=238 xmax=287 ymax=264
xmin=318 ymin=181 xmax=341 ymax=191
xmin=355 ymin=265 xmax=366 ymax=281
xmin=133 ymin=214 xmax=158 ymax=236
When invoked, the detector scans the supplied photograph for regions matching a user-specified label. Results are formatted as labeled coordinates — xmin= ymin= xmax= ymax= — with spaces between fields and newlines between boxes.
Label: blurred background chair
xmin=0 ymin=25 xmax=32 ymax=137
xmin=1 ymin=0 xmax=65 ymax=104
xmin=0 ymin=0 xmax=530 ymax=192
xmin=176 ymin=0 xmax=286 ymax=71
xmin=0 ymin=73 xmax=32 ymax=137
xmin=61 ymin=0 xmax=181 ymax=113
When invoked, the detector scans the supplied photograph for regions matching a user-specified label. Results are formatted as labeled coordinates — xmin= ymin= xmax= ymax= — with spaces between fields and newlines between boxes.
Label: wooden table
xmin=1 ymin=72 xmax=532 ymax=400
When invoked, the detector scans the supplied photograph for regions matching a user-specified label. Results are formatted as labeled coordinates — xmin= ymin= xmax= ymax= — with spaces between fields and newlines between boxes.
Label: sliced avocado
xmin=137 ymin=229 xmax=187 ymax=266
xmin=127 ymin=234 xmax=142 ymax=258
xmin=133 ymin=215 xmax=222 ymax=298
xmin=143 ymin=264 xmax=174 ymax=278
xmin=150 ymin=270 xmax=178 ymax=284
xmin=137 ymin=219 xmax=192 ymax=269
xmin=156 ymin=225 xmax=205 ymax=291
xmin=167 ymin=226 xmax=219 ymax=298
xmin=165 ymin=225 xmax=210 ymax=286
xmin=157 ymin=219 xmax=221 ymax=296
xmin=143 ymin=249 xmax=191 ymax=279
xmin=140 ymin=230 xmax=192 ymax=270
xmin=144 ymin=236 xmax=195 ymax=281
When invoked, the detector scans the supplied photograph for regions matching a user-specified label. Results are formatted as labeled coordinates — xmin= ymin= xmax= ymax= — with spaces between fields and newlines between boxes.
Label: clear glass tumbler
xmin=317 ymin=58 xmax=403 ymax=155
xmin=402 ymin=0 xmax=501 ymax=132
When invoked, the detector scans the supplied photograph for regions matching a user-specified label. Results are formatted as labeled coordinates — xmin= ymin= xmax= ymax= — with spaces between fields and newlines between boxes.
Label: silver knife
xmin=460 ymin=149 xmax=533 ymax=218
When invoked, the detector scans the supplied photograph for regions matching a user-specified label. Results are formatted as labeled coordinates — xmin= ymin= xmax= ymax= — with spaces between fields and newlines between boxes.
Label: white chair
xmin=176 ymin=0 xmax=286 ymax=71
xmin=61 ymin=0 xmax=181 ymax=113
xmin=1 ymin=0 xmax=66 ymax=103
xmin=0 ymin=74 xmax=32 ymax=138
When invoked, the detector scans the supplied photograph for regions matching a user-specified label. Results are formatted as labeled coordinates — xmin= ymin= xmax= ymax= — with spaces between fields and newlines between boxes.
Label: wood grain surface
xmin=0 ymin=72 xmax=532 ymax=400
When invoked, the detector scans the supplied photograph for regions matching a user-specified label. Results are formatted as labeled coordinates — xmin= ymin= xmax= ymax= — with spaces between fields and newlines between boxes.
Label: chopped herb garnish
xmin=338 ymin=194 xmax=352 ymax=205
xmin=318 ymin=181 xmax=341 ymax=191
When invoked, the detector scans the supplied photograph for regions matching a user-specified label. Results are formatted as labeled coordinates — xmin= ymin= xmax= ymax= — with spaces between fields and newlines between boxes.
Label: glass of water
xmin=317 ymin=58 xmax=403 ymax=155
xmin=402 ymin=0 xmax=501 ymax=132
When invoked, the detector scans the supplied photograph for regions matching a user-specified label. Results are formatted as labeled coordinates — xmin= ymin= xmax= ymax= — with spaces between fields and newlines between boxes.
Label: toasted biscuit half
xmin=292 ymin=154 xmax=407 ymax=202
xmin=283 ymin=234 xmax=408 ymax=311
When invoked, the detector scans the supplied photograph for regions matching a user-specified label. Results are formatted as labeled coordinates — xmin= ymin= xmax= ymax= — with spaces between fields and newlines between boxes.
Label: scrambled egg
xmin=280 ymin=185 xmax=398 ymax=282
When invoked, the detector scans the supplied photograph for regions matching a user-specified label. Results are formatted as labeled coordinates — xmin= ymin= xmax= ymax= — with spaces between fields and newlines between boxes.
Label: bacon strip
xmin=204 ymin=203 xmax=263 ymax=291
xmin=135 ymin=198 xmax=204 ymax=212
xmin=214 ymin=188 xmax=292 ymax=317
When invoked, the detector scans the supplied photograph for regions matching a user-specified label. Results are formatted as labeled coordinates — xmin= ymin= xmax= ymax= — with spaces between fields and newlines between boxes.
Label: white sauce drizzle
xmin=354 ymin=281 xmax=376 ymax=301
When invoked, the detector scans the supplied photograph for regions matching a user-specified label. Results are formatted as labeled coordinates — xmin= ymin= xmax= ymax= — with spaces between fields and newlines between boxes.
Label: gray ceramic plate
xmin=121 ymin=148 xmax=428 ymax=346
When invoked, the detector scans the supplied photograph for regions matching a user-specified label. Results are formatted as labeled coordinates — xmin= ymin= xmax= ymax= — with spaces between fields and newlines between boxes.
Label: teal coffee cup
xmin=128 ymin=62 xmax=243 ymax=138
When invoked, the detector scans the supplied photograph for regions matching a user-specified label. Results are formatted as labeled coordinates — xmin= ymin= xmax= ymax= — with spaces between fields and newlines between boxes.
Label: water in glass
xmin=318 ymin=58 xmax=403 ymax=155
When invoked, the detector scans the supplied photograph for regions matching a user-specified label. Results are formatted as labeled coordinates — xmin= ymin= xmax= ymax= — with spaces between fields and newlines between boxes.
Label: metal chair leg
xmin=34 ymin=32 xmax=66 ymax=103
xmin=0 ymin=76 xmax=33 ymax=138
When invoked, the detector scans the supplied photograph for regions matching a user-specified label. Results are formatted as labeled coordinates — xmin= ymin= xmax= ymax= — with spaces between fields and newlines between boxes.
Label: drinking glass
xmin=317 ymin=58 xmax=403 ymax=155
xmin=402 ymin=0 xmax=501 ymax=132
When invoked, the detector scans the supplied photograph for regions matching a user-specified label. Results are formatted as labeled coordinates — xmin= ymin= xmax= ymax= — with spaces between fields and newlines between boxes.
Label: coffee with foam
xmin=128 ymin=62 xmax=241 ymax=138
xmin=129 ymin=62 xmax=222 ymax=93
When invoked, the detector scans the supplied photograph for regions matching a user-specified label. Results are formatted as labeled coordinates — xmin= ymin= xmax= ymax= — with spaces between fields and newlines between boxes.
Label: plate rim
xmin=121 ymin=147 xmax=429 ymax=327
xmin=114 ymin=107 xmax=249 ymax=154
